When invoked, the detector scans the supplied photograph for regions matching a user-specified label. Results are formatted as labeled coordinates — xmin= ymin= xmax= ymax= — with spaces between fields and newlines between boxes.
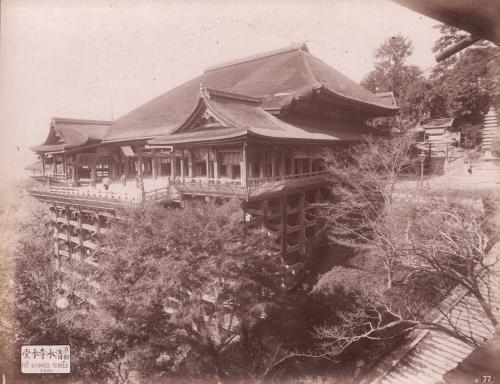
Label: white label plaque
xmin=21 ymin=345 xmax=70 ymax=374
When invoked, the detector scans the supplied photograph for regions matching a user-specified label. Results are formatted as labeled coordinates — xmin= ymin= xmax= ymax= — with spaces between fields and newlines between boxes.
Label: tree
xmin=98 ymin=200 xmax=293 ymax=381
xmin=317 ymin=130 xmax=499 ymax=359
xmin=406 ymin=197 xmax=498 ymax=327
xmin=314 ymin=195 xmax=498 ymax=358
xmin=492 ymin=137 xmax=500 ymax=158
xmin=361 ymin=34 xmax=423 ymax=126
xmin=425 ymin=24 xmax=500 ymax=143
xmin=321 ymin=133 xmax=418 ymax=289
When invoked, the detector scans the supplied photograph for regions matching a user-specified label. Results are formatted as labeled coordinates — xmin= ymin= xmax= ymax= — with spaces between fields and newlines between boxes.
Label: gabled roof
xmin=421 ymin=118 xmax=455 ymax=130
xmin=106 ymin=43 xmax=397 ymax=142
xmin=148 ymin=87 xmax=376 ymax=146
xmin=30 ymin=118 xmax=112 ymax=153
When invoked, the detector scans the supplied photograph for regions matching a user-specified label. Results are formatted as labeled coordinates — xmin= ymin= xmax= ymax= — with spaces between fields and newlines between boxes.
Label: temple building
xmin=29 ymin=43 xmax=398 ymax=304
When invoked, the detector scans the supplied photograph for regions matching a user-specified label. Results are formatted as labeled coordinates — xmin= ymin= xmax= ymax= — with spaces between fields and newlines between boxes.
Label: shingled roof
xmin=148 ymin=87 xmax=375 ymax=146
xmin=30 ymin=118 xmax=112 ymax=153
xmin=105 ymin=43 xmax=397 ymax=142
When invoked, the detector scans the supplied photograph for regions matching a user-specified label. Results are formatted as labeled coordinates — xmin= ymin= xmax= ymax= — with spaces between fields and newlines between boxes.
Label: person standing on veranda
xmin=102 ymin=176 xmax=111 ymax=190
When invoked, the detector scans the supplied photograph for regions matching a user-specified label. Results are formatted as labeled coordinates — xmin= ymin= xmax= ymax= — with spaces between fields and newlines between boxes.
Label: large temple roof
xmin=105 ymin=43 xmax=397 ymax=142
xmin=30 ymin=118 xmax=112 ymax=153
xmin=148 ymin=87 xmax=376 ymax=146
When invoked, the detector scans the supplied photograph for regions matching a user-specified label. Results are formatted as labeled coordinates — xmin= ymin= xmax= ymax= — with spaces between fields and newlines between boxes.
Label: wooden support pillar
xmin=53 ymin=205 xmax=60 ymax=270
xmin=137 ymin=148 xmax=143 ymax=176
xmin=205 ymin=149 xmax=210 ymax=178
xmin=72 ymin=155 xmax=79 ymax=185
xmin=280 ymin=196 xmax=287 ymax=256
xmin=90 ymin=158 xmax=96 ymax=180
xmin=65 ymin=206 xmax=72 ymax=258
xmin=213 ymin=149 xmax=219 ymax=180
xmin=240 ymin=143 xmax=247 ymax=187
xmin=210 ymin=149 xmax=215 ymax=178
xmin=62 ymin=155 xmax=67 ymax=178
xmin=180 ymin=149 xmax=185 ymax=180
xmin=290 ymin=157 xmax=295 ymax=175
xmin=308 ymin=158 xmax=313 ymax=173
xmin=279 ymin=150 xmax=286 ymax=179
xmin=41 ymin=154 xmax=46 ymax=176
xmin=188 ymin=150 xmax=193 ymax=177
xmin=52 ymin=155 xmax=57 ymax=173
xmin=123 ymin=155 xmax=129 ymax=177
xmin=77 ymin=208 xmax=84 ymax=261
xmin=297 ymin=158 xmax=304 ymax=175
xmin=271 ymin=149 xmax=277 ymax=178
xmin=298 ymin=192 xmax=305 ymax=255
xmin=259 ymin=151 xmax=265 ymax=178
xmin=152 ymin=149 xmax=158 ymax=179
xmin=170 ymin=148 xmax=177 ymax=179
xmin=314 ymin=189 xmax=322 ymax=233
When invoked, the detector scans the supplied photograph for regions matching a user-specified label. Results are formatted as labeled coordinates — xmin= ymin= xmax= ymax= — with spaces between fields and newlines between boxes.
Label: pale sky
xmin=0 ymin=0 xmax=441 ymax=179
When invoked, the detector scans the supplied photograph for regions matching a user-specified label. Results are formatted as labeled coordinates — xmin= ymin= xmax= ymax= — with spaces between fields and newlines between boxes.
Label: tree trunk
xmin=385 ymin=264 xmax=392 ymax=290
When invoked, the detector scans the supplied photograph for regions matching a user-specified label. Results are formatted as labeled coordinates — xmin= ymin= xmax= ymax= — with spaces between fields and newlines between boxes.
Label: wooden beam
xmin=259 ymin=150 xmax=265 ymax=178
xmin=65 ymin=206 xmax=72 ymax=258
xmin=279 ymin=149 xmax=286 ymax=179
xmin=298 ymin=192 xmax=306 ymax=255
xmin=53 ymin=205 xmax=60 ymax=270
xmin=205 ymin=148 xmax=210 ymax=178
xmin=72 ymin=155 xmax=79 ymax=185
xmin=271 ymin=149 xmax=277 ymax=178
xmin=180 ymin=149 xmax=185 ymax=180
xmin=188 ymin=150 xmax=193 ymax=177
xmin=280 ymin=196 xmax=287 ymax=256
xmin=213 ymin=149 xmax=219 ymax=179
xmin=240 ymin=144 xmax=247 ymax=187
xmin=170 ymin=148 xmax=177 ymax=179
xmin=77 ymin=207 xmax=84 ymax=261
xmin=62 ymin=155 xmax=67 ymax=178
xmin=152 ymin=148 xmax=158 ymax=179
xmin=297 ymin=158 xmax=304 ymax=175
xmin=137 ymin=148 xmax=143 ymax=176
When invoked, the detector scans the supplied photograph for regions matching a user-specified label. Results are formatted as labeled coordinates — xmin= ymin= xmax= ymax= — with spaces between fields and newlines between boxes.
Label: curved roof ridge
xmin=205 ymin=87 xmax=262 ymax=104
xmin=306 ymin=53 xmax=399 ymax=111
xmin=52 ymin=117 xmax=112 ymax=125
xmin=204 ymin=42 xmax=309 ymax=73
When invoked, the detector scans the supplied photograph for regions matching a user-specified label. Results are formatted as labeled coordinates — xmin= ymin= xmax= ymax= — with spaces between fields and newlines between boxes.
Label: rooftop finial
xmin=199 ymin=83 xmax=209 ymax=99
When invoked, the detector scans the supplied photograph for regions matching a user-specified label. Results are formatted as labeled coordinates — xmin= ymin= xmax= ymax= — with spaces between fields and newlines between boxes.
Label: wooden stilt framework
xmin=242 ymin=186 xmax=326 ymax=262
xmin=50 ymin=202 xmax=113 ymax=307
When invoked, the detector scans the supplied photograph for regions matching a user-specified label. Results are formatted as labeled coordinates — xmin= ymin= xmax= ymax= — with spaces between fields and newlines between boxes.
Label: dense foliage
xmin=362 ymin=27 xmax=499 ymax=145
xmin=98 ymin=200 xmax=296 ymax=381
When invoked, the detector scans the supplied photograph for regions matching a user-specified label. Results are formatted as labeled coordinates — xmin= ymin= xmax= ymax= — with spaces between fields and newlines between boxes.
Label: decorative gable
xmin=191 ymin=109 xmax=224 ymax=131
xmin=174 ymin=88 xmax=230 ymax=134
